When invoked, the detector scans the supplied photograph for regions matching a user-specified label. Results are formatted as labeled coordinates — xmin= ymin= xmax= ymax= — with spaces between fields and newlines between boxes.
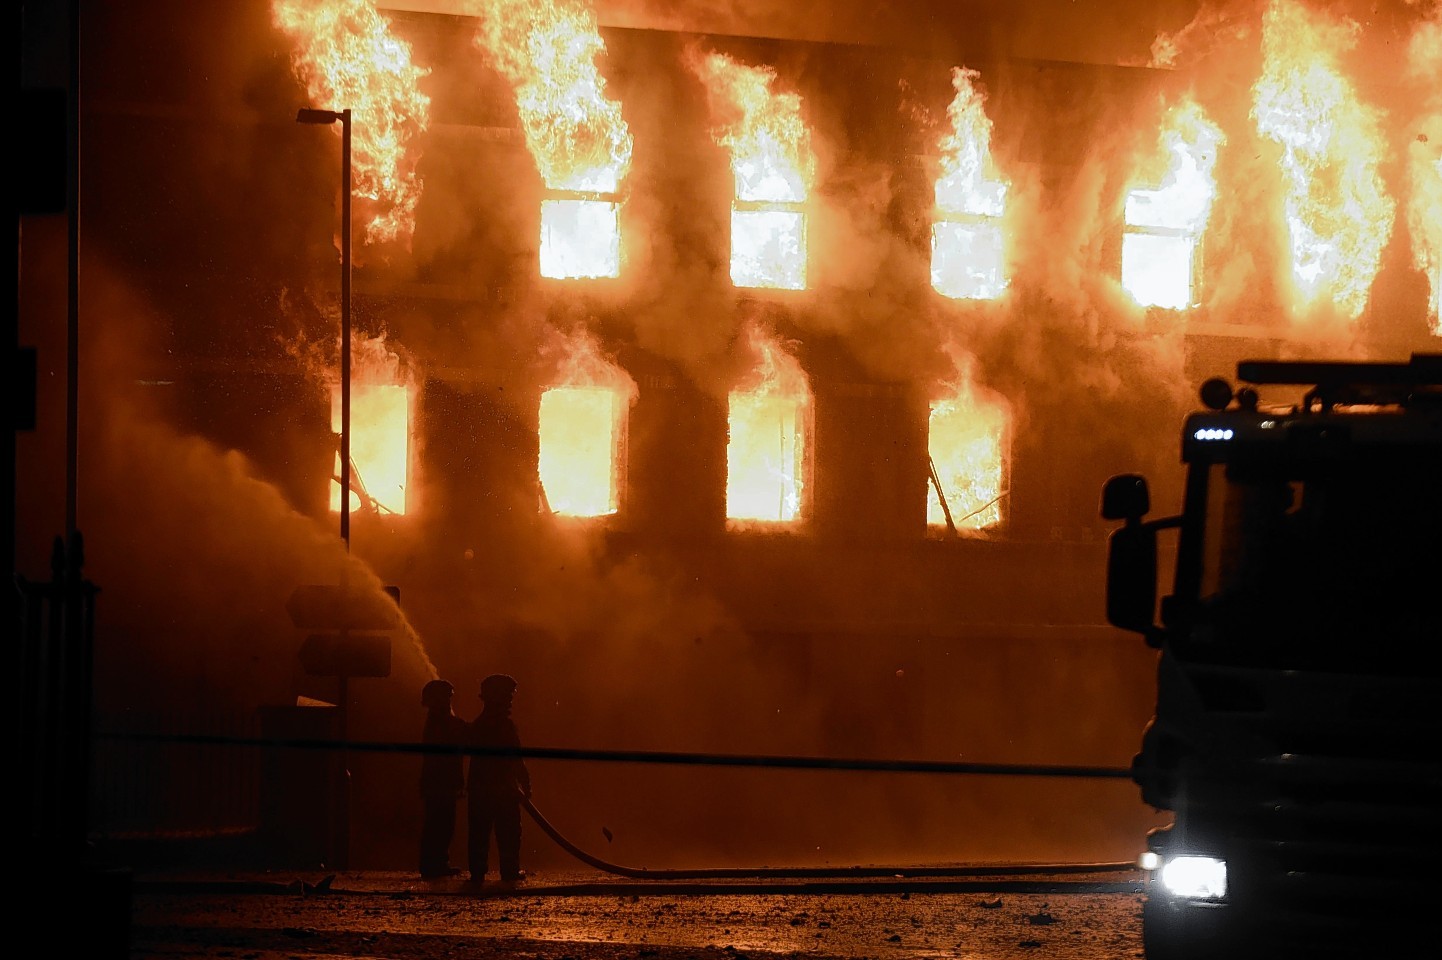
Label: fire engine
xmin=1101 ymin=354 xmax=1442 ymax=958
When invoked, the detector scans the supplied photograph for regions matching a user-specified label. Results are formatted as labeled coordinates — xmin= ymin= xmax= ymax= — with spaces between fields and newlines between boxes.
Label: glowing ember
xmin=691 ymin=52 xmax=815 ymax=291
xmin=273 ymin=0 xmax=430 ymax=247
xmin=473 ymin=0 xmax=633 ymax=279
xmin=927 ymin=352 xmax=1008 ymax=532
xmin=537 ymin=328 xmax=636 ymax=517
xmin=331 ymin=382 xmax=411 ymax=515
xmin=1407 ymin=12 xmax=1442 ymax=331
xmin=1251 ymin=0 xmax=1395 ymax=320
xmin=727 ymin=325 xmax=810 ymax=522
xmin=932 ymin=67 xmax=1009 ymax=301
xmin=1123 ymin=98 xmax=1225 ymax=310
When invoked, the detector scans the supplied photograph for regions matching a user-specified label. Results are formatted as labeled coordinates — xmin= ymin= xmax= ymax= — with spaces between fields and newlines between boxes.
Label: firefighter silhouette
xmin=418 ymin=679 xmax=467 ymax=878
xmin=467 ymin=674 xmax=531 ymax=885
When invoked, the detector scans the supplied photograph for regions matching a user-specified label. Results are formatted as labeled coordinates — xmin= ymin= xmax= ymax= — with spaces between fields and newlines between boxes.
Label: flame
xmin=727 ymin=324 xmax=811 ymax=522
xmin=331 ymin=384 xmax=411 ymax=515
xmin=540 ymin=197 xmax=623 ymax=280
xmin=691 ymin=51 xmax=816 ymax=290
xmin=1251 ymin=0 xmax=1396 ymax=320
xmin=537 ymin=328 xmax=636 ymax=517
xmin=273 ymin=0 xmax=430 ymax=247
xmin=932 ymin=67 xmax=1009 ymax=300
xmin=538 ymin=387 xmax=623 ymax=515
xmin=927 ymin=351 xmax=1008 ymax=532
xmin=1407 ymin=12 xmax=1442 ymax=331
xmin=473 ymin=0 xmax=633 ymax=279
xmin=1122 ymin=98 xmax=1225 ymax=310
xmin=322 ymin=333 xmax=413 ymax=516
xmin=473 ymin=0 xmax=632 ymax=193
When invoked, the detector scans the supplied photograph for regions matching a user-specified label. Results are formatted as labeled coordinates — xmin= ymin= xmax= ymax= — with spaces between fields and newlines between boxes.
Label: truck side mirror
xmin=1103 ymin=474 xmax=1158 ymax=634
xmin=1101 ymin=474 xmax=1150 ymax=521
xmin=1107 ymin=524 xmax=1158 ymax=633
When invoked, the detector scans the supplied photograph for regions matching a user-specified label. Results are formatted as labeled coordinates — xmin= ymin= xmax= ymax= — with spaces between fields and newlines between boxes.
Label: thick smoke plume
xmin=33 ymin=0 xmax=1439 ymax=873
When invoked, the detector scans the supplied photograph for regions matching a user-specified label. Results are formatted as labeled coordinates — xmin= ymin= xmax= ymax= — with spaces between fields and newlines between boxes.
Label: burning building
xmin=15 ymin=0 xmax=1441 ymax=873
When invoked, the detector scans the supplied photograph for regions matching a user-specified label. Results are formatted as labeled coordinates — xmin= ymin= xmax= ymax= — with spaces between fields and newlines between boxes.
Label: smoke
xmin=45 ymin=0 xmax=1440 ymax=875
xmin=76 ymin=266 xmax=438 ymax=714
xmin=382 ymin=13 xmax=1186 ymax=864
xmin=1146 ymin=0 xmax=1262 ymax=68
xmin=594 ymin=0 xmax=965 ymax=49
xmin=304 ymin=3 xmax=1169 ymax=867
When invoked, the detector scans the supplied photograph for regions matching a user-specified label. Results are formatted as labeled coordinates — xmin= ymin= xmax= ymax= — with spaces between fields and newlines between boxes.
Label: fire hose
xmin=521 ymin=798 xmax=1133 ymax=880
xmin=104 ymin=732 xmax=1138 ymax=880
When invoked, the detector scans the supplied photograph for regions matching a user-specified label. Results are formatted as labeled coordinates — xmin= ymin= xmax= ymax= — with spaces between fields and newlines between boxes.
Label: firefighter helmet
xmin=480 ymin=674 xmax=517 ymax=702
xmin=421 ymin=679 xmax=454 ymax=708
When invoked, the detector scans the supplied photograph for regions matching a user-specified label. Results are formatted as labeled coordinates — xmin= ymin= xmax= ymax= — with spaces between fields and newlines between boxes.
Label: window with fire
xmin=541 ymin=189 xmax=623 ymax=281
xmin=538 ymin=386 xmax=628 ymax=517
xmin=927 ymin=389 xmax=1010 ymax=534
xmin=1120 ymin=101 xmax=1223 ymax=311
xmin=331 ymin=383 xmax=413 ymax=516
xmin=328 ymin=376 xmax=1015 ymax=533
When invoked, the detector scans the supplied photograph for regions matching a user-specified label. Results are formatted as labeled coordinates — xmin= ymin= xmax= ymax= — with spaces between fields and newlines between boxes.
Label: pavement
xmin=122 ymin=864 xmax=1151 ymax=960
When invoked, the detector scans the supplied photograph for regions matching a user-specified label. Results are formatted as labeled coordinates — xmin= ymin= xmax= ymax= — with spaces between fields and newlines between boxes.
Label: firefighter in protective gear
xmin=418 ymin=679 xmax=467 ymax=878
xmin=467 ymin=674 xmax=531 ymax=885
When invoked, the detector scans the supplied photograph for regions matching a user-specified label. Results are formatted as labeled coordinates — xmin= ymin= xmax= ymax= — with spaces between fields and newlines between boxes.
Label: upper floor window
xmin=691 ymin=51 xmax=816 ymax=291
xmin=1122 ymin=99 xmax=1224 ymax=311
xmin=541 ymin=189 xmax=623 ymax=279
xmin=932 ymin=67 xmax=1009 ymax=301
xmin=471 ymin=0 xmax=633 ymax=280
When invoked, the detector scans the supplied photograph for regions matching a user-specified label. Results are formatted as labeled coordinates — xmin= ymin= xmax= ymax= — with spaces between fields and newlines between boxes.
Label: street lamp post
xmin=296 ymin=107 xmax=353 ymax=551
xmin=296 ymin=106 xmax=353 ymax=871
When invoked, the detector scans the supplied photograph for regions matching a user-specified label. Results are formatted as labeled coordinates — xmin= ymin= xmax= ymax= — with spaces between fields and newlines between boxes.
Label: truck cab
xmin=1102 ymin=355 xmax=1442 ymax=958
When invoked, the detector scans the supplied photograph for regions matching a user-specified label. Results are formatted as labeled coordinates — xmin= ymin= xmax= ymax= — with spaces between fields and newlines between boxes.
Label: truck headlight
xmin=1157 ymin=855 xmax=1228 ymax=900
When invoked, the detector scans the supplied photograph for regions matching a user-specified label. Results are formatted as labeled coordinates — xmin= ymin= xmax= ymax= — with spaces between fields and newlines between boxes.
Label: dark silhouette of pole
xmin=296 ymin=106 xmax=353 ymax=551
xmin=339 ymin=108 xmax=352 ymax=553
xmin=295 ymin=106 xmax=354 ymax=870
xmin=65 ymin=0 xmax=80 ymax=545
xmin=337 ymin=106 xmax=352 ymax=873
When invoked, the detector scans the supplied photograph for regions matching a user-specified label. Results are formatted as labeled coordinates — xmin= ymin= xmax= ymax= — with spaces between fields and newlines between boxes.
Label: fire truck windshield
xmin=1185 ymin=455 xmax=1440 ymax=669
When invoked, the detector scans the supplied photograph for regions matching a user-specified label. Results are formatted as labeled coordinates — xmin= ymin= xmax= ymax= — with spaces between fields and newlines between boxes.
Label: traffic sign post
xmin=285 ymin=583 xmax=400 ymax=870
xmin=298 ymin=633 xmax=391 ymax=678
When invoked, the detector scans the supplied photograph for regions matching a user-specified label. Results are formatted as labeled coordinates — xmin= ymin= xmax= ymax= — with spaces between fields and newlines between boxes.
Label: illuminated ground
xmin=129 ymin=869 xmax=1145 ymax=959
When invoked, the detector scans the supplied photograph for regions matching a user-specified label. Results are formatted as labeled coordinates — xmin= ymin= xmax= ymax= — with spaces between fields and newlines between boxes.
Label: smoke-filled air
xmin=17 ymin=0 xmax=1438 ymax=872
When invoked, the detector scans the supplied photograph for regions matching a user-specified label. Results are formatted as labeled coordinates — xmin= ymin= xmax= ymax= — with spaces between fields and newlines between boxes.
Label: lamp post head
xmin=296 ymin=107 xmax=343 ymax=125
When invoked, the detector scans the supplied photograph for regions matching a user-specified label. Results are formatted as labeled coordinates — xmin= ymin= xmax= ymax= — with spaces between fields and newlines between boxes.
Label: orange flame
xmin=1251 ymin=0 xmax=1396 ymax=320
xmin=273 ymin=0 xmax=430 ymax=247
xmin=537 ymin=328 xmax=636 ymax=517
xmin=727 ymin=323 xmax=811 ymax=522
xmin=1122 ymin=98 xmax=1225 ymax=310
xmin=691 ymin=51 xmax=816 ymax=290
xmin=474 ymin=0 xmax=633 ymax=193
xmin=326 ymin=334 xmax=414 ymax=516
xmin=1407 ymin=11 xmax=1442 ymax=330
xmin=927 ymin=350 xmax=1008 ymax=533
xmin=472 ymin=1 xmax=633 ymax=280
xmin=932 ymin=67 xmax=1009 ymax=300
